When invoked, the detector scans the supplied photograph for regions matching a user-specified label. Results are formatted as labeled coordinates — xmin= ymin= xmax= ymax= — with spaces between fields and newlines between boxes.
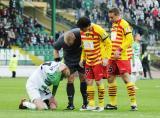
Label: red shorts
xmin=107 ymin=60 xmax=131 ymax=76
xmin=103 ymin=66 xmax=109 ymax=79
xmin=85 ymin=64 xmax=104 ymax=81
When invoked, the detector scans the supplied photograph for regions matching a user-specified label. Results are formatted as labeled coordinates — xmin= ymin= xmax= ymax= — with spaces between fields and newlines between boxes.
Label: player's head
xmin=134 ymin=33 xmax=141 ymax=41
xmin=64 ymin=31 xmax=76 ymax=46
xmin=108 ymin=8 xmax=120 ymax=22
xmin=58 ymin=62 xmax=70 ymax=78
xmin=77 ymin=16 xmax=91 ymax=32
xmin=44 ymin=62 xmax=70 ymax=85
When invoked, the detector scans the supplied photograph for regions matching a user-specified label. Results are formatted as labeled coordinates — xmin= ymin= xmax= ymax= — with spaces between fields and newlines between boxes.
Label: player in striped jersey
xmin=105 ymin=8 xmax=137 ymax=111
xmin=130 ymin=34 xmax=143 ymax=89
xmin=77 ymin=16 xmax=111 ymax=112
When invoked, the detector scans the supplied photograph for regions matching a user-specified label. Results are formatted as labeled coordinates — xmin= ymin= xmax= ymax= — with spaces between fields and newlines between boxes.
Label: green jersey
xmin=41 ymin=61 xmax=62 ymax=86
xmin=132 ymin=42 xmax=141 ymax=59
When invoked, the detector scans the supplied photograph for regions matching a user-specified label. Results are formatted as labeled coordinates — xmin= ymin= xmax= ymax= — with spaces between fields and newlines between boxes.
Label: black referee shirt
xmin=53 ymin=28 xmax=82 ymax=67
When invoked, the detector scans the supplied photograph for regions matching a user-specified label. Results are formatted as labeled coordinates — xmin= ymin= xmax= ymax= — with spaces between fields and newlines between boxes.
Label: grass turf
xmin=0 ymin=77 xmax=160 ymax=118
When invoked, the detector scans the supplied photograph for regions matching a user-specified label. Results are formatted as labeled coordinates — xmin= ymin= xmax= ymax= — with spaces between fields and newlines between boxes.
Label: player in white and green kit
xmin=130 ymin=34 xmax=143 ymax=89
xmin=19 ymin=61 xmax=70 ymax=110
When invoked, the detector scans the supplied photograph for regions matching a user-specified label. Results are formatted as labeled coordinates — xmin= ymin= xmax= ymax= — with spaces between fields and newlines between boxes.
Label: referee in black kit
xmin=53 ymin=28 xmax=87 ymax=110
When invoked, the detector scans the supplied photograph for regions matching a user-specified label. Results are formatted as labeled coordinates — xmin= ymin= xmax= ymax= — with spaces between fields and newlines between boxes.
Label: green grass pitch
xmin=0 ymin=77 xmax=160 ymax=118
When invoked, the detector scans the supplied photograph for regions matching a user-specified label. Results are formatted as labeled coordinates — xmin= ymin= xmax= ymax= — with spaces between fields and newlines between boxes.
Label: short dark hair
xmin=77 ymin=16 xmax=91 ymax=29
xmin=109 ymin=8 xmax=120 ymax=16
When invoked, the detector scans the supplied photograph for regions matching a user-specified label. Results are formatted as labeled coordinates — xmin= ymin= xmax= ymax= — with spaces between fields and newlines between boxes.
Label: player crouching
xmin=19 ymin=61 xmax=70 ymax=110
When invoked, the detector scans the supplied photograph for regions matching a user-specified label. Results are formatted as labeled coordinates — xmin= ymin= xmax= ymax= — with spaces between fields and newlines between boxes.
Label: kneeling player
xmin=19 ymin=61 xmax=70 ymax=110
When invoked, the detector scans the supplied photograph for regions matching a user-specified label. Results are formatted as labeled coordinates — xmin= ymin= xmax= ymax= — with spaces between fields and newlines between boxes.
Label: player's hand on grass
xmin=49 ymin=96 xmax=57 ymax=110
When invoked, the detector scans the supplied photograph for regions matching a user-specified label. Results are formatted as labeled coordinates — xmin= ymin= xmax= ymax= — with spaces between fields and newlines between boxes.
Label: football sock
xmin=87 ymin=85 xmax=95 ymax=107
xmin=98 ymin=84 xmax=105 ymax=107
xmin=126 ymin=82 xmax=137 ymax=106
xmin=23 ymin=101 xmax=36 ymax=109
xmin=108 ymin=82 xmax=117 ymax=106
xmin=67 ymin=83 xmax=75 ymax=106
xmin=80 ymin=82 xmax=88 ymax=105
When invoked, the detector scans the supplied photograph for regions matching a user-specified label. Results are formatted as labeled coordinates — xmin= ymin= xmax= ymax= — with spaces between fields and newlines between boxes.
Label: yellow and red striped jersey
xmin=80 ymin=23 xmax=111 ymax=66
xmin=110 ymin=19 xmax=133 ymax=60
xmin=127 ymin=46 xmax=133 ymax=60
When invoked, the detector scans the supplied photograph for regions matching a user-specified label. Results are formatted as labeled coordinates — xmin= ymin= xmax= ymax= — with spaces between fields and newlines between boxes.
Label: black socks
xmin=67 ymin=83 xmax=75 ymax=106
xmin=80 ymin=82 xmax=88 ymax=105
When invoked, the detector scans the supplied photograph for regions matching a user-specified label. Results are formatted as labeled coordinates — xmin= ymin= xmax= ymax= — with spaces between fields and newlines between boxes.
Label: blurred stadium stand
xmin=0 ymin=0 xmax=160 ymax=68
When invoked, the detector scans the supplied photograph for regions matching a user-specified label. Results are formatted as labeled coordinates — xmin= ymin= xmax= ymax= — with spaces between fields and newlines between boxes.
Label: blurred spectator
xmin=8 ymin=28 xmax=16 ymax=45
xmin=151 ymin=6 xmax=159 ymax=18
xmin=155 ymin=13 xmax=160 ymax=29
xmin=0 ymin=24 xmax=6 ymax=39
xmin=9 ymin=0 xmax=16 ymax=11
xmin=39 ymin=34 xmax=45 ymax=44
xmin=48 ymin=36 xmax=54 ymax=45
xmin=1 ymin=0 xmax=159 ymax=50
xmin=85 ymin=10 xmax=90 ymax=18
xmin=91 ymin=8 xmax=98 ymax=23
xmin=30 ymin=34 xmax=37 ymax=46
xmin=4 ymin=37 xmax=11 ymax=48
xmin=17 ymin=0 xmax=24 ymax=15
xmin=0 ymin=6 xmax=53 ymax=49
xmin=116 ymin=0 xmax=121 ymax=7
xmin=0 ymin=38 xmax=5 ymax=48
xmin=24 ymin=34 xmax=31 ymax=46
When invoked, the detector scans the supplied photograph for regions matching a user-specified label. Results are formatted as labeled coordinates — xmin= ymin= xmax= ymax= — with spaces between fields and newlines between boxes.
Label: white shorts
xmin=26 ymin=68 xmax=52 ymax=102
xmin=131 ymin=58 xmax=143 ymax=73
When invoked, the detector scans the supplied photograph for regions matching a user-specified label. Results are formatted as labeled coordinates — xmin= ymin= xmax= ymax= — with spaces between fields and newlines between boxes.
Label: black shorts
xmin=68 ymin=65 xmax=85 ymax=74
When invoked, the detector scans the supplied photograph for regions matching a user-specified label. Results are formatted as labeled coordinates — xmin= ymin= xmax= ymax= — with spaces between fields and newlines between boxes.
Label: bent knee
xmin=79 ymin=76 xmax=86 ymax=82
xmin=107 ymin=77 xmax=116 ymax=83
xmin=67 ymin=75 xmax=75 ymax=83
